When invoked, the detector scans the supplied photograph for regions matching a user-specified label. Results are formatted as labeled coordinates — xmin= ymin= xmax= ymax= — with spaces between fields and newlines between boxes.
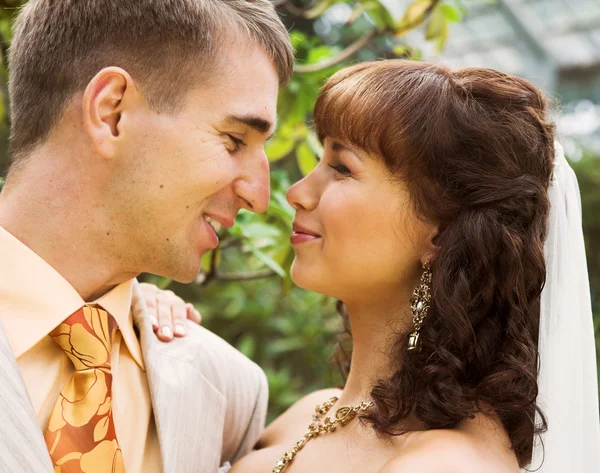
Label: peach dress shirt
xmin=0 ymin=226 xmax=162 ymax=473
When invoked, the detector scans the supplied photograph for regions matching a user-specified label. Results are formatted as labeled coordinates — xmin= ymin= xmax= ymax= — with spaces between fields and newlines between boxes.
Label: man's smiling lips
xmin=202 ymin=214 xmax=235 ymax=233
xmin=200 ymin=213 xmax=235 ymax=248
xmin=291 ymin=222 xmax=321 ymax=245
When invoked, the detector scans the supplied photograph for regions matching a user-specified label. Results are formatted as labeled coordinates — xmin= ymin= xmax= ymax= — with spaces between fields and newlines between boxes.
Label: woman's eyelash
xmin=328 ymin=163 xmax=351 ymax=176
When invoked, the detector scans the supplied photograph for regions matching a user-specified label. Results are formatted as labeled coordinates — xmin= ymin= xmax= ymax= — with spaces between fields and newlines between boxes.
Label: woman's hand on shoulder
xmin=138 ymin=282 xmax=202 ymax=341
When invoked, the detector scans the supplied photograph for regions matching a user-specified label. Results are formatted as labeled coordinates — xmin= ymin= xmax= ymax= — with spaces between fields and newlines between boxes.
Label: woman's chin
xmin=290 ymin=260 xmax=331 ymax=296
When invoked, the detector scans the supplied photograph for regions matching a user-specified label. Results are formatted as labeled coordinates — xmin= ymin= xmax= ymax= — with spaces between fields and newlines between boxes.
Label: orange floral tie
xmin=44 ymin=305 xmax=125 ymax=473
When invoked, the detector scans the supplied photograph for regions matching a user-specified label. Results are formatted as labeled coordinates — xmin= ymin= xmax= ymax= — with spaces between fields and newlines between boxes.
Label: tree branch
xmin=271 ymin=0 xmax=320 ymax=16
xmin=294 ymin=29 xmax=380 ymax=73
xmin=199 ymin=249 xmax=220 ymax=286
xmin=219 ymin=238 xmax=240 ymax=250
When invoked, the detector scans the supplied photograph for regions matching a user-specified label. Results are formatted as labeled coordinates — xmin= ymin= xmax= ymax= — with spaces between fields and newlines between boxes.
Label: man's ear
xmin=83 ymin=67 xmax=138 ymax=159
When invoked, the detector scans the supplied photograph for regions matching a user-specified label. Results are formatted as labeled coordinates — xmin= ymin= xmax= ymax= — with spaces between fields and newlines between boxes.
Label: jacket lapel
xmin=132 ymin=282 xmax=226 ymax=473
xmin=0 ymin=320 xmax=54 ymax=473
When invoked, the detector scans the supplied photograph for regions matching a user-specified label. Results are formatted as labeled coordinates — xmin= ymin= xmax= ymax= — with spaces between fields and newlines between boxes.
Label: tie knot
xmin=50 ymin=305 xmax=118 ymax=371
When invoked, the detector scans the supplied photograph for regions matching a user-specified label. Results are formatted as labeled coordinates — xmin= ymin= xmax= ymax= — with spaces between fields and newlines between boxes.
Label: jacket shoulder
xmin=185 ymin=321 xmax=266 ymax=396
xmin=185 ymin=321 xmax=268 ymax=460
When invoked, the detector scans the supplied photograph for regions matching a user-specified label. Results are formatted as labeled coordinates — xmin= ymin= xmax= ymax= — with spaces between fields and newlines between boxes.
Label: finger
xmin=139 ymin=284 xmax=159 ymax=331
xmin=156 ymin=291 xmax=175 ymax=341
xmin=186 ymin=303 xmax=202 ymax=324
xmin=172 ymin=298 xmax=188 ymax=338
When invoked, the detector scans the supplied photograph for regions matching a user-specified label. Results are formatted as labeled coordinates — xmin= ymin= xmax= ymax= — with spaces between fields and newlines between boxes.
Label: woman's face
xmin=286 ymin=137 xmax=436 ymax=303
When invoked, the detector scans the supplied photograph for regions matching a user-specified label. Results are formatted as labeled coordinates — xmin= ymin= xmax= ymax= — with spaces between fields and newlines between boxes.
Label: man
xmin=0 ymin=1 xmax=293 ymax=472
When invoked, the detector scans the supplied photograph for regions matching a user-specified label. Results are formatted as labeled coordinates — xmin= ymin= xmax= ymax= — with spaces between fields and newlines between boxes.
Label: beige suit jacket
xmin=0 ymin=280 xmax=268 ymax=473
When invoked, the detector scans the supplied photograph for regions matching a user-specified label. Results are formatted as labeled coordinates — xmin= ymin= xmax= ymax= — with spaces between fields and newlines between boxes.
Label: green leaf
xmin=247 ymin=242 xmax=286 ymax=277
xmin=266 ymin=136 xmax=296 ymax=162
xmin=270 ymin=336 xmax=306 ymax=354
xmin=347 ymin=4 xmax=367 ymax=25
xmin=440 ymin=3 xmax=462 ymax=22
xmin=365 ymin=1 xmax=397 ymax=30
xmin=241 ymin=221 xmax=282 ymax=240
xmin=305 ymin=0 xmax=335 ymax=19
xmin=392 ymin=44 xmax=410 ymax=56
xmin=289 ymin=31 xmax=308 ymax=51
xmin=237 ymin=334 xmax=257 ymax=358
xmin=287 ymin=86 xmax=316 ymax=123
xmin=268 ymin=190 xmax=295 ymax=221
xmin=410 ymin=48 xmax=424 ymax=60
xmin=425 ymin=5 xmax=446 ymax=41
xmin=307 ymin=45 xmax=334 ymax=64
xmin=200 ymin=249 xmax=221 ymax=273
xmin=296 ymin=141 xmax=318 ymax=176
xmin=435 ymin=20 xmax=449 ymax=53
xmin=397 ymin=0 xmax=434 ymax=30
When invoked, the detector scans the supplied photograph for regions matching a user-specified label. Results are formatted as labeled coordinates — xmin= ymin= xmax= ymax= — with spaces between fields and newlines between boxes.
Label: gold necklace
xmin=272 ymin=396 xmax=374 ymax=473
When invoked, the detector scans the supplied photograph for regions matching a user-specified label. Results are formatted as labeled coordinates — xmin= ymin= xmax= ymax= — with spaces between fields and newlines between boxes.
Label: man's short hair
xmin=8 ymin=0 xmax=294 ymax=163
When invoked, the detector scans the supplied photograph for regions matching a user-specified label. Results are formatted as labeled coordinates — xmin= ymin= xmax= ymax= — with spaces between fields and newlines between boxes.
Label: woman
xmin=141 ymin=60 xmax=599 ymax=472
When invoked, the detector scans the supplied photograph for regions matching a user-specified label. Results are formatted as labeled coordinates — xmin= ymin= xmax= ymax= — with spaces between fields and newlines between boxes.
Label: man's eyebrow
xmin=224 ymin=114 xmax=276 ymax=140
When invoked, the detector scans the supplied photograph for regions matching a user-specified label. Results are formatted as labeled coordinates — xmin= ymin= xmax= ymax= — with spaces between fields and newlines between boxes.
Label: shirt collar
xmin=0 ymin=226 xmax=144 ymax=370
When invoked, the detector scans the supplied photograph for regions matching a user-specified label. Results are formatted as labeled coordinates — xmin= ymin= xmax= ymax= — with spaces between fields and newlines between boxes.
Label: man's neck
xmin=0 ymin=162 xmax=138 ymax=301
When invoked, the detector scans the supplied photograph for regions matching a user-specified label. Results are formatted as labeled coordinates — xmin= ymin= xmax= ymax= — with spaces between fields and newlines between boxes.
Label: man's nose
xmin=234 ymin=151 xmax=271 ymax=214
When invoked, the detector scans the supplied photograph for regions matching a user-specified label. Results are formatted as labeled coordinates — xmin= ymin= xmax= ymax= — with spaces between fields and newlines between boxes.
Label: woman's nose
xmin=286 ymin=173 xmax=319 ymax=211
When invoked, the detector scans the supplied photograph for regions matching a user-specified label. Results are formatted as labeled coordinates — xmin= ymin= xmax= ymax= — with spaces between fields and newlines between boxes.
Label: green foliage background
xmin=0 ymin=0 xmax=598 ymax=422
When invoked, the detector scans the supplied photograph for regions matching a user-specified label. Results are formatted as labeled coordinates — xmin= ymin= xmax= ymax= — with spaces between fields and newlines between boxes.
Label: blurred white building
xmin=399 ymin=0 xmax=600 ymax=155
xmin=321 ymin=0 xmax=600 ymax=155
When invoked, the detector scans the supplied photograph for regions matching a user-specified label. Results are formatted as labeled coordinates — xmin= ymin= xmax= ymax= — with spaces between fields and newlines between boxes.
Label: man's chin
xmin=170 ymin=260 xmax=203 ymax=284
xmin=156 ymin=256 xmax=202 ymax=285
xmin=170 ymin=272 xmax=198 ymax=285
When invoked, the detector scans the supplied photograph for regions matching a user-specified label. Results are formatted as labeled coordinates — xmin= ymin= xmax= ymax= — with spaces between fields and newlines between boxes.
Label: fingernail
xmin=159 ymin=326 xmax=173 ymax=339
xmin=150 ymin=316 xmax=158 ymax=329
xmin=174 ymin=324 xmax=185 ymax=336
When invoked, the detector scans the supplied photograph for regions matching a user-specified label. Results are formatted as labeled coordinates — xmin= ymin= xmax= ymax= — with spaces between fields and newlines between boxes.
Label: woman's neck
xmin=336 ymin=294 xmax=412 ymax=406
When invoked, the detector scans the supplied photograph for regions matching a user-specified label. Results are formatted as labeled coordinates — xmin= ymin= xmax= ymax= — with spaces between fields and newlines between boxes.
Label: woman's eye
xmin=227 ymin=135 xmax=246 ymax=152
xmin=328 ymin=163 xmax=351 ymax=176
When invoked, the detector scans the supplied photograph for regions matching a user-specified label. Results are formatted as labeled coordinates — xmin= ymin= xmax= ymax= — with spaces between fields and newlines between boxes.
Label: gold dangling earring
xmin=408 ymin=261 xmax=432 ymax=353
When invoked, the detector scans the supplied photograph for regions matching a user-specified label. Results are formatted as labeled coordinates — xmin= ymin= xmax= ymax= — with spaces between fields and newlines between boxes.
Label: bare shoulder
xmin=379 ymin=429 xmax=519 ymax=473
xmin=230 ymin=389 xmax=343 ymax=473
xmin=260 ymin=388 xmax=343 ymax=447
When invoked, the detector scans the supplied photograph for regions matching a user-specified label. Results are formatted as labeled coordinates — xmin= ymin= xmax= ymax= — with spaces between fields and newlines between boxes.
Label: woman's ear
xmin=421 ymin=223 xmax=439 ymax=265
xmin=82 ymin=67 xmax=137 ymax=159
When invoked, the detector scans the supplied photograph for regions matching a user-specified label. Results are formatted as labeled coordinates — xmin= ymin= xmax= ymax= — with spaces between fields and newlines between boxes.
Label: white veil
xmin=528 ymin=142 xmax=600 ymax=473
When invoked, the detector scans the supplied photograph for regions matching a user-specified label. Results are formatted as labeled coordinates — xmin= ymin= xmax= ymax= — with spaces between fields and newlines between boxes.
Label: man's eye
xmin=227 ymin=135 xmax=246 ymax=152
xmin=328 ymin=163 xmax=351 ymax=176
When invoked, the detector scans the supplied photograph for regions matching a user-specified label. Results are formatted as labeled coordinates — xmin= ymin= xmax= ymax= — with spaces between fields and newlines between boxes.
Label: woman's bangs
xmin=313 ymin=70 xmax=387 ymax=156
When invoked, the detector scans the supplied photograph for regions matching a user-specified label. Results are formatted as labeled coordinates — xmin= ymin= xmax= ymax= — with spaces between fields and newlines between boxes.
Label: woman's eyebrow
xmin=331 ymin=140 xmax=362 ymax=161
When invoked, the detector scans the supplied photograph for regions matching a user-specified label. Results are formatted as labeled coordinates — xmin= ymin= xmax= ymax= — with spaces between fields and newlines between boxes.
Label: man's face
xmin=116 ymin=42 xmax=279 ymax=282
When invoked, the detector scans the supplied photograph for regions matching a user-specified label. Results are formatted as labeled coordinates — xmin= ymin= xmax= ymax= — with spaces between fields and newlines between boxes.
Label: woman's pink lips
xmin=290 ymin=231 xmax=320 ymax=245
xmin=291 ymin=222 xmax=321 ymax=245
